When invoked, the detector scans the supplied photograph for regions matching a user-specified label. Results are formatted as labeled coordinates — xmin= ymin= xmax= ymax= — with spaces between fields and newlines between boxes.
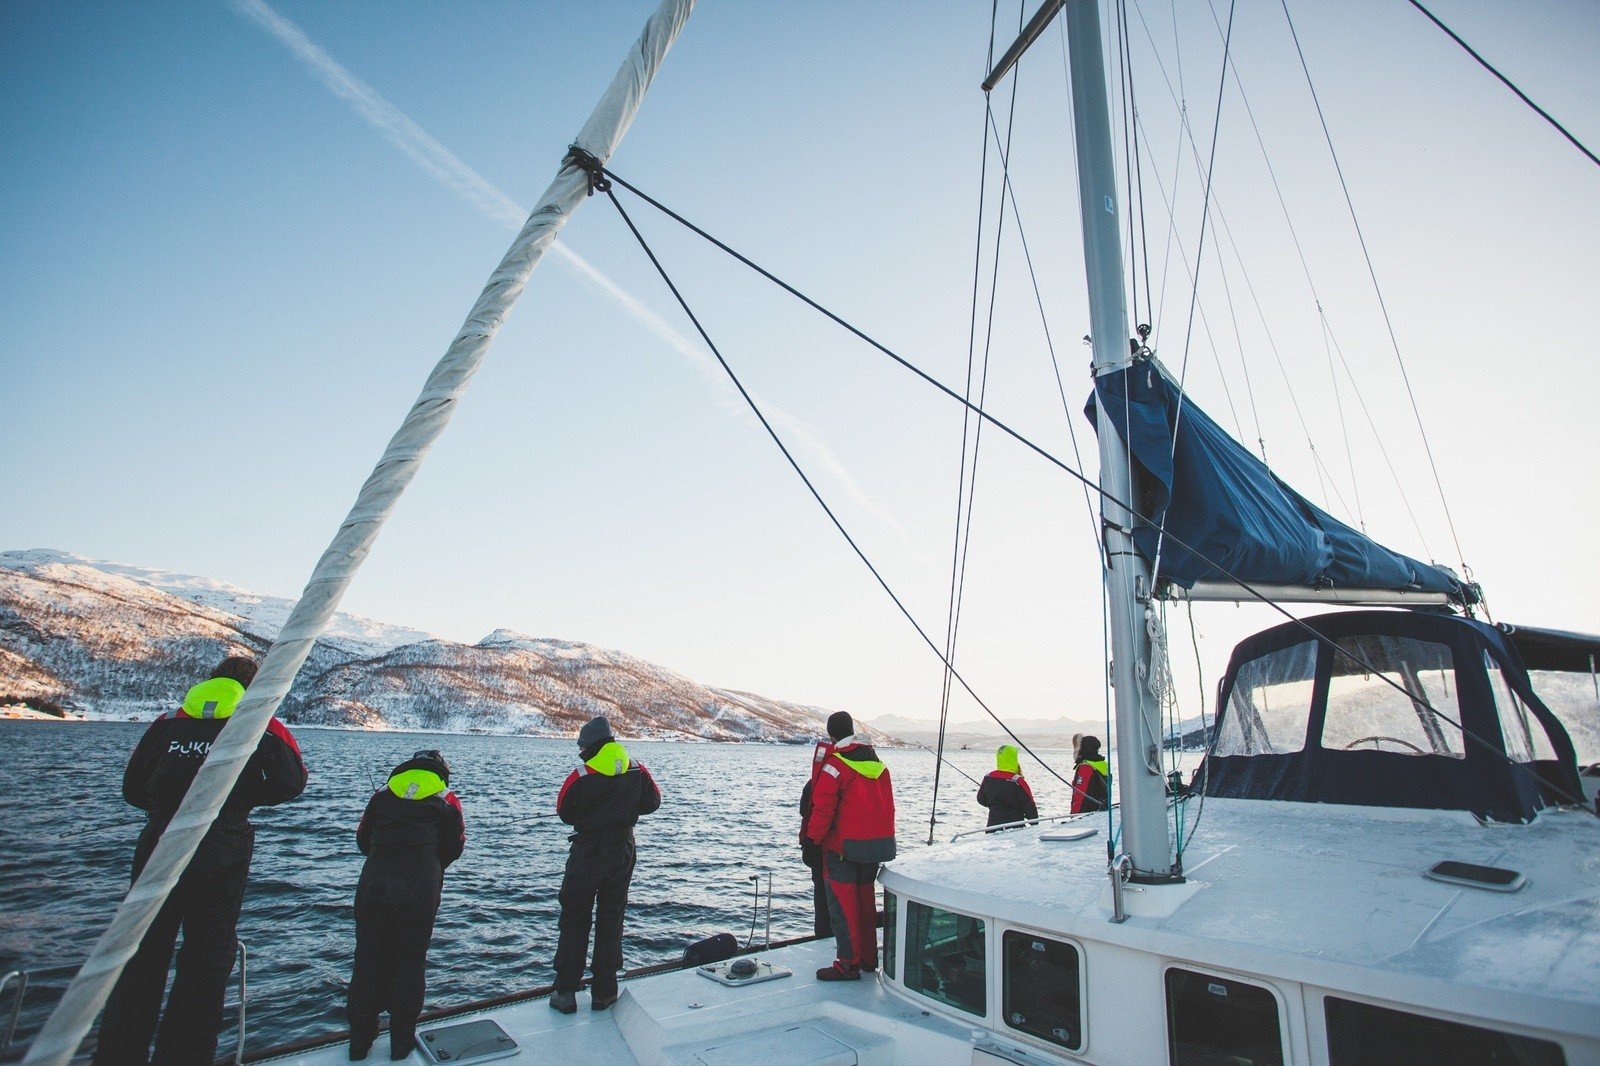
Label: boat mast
xmin=1062 ymin=0 xmax=1177 ymax=882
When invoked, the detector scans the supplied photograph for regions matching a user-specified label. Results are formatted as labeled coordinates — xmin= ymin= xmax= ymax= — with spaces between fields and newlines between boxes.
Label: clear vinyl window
xmin=1321 ymin=636 xmax=1464 ymax=757
xmin=904 ymin=900 xmax=986 ymax=1017
xmin=1217 ymin=640 xmax=1317 ymax=756
xmin=1002 ymin=930 xmax=1082 ymax=1051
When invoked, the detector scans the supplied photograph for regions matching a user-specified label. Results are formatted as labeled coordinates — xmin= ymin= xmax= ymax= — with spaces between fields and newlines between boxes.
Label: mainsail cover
xmin=1088 ymin=361 xmax=1468 ymax=599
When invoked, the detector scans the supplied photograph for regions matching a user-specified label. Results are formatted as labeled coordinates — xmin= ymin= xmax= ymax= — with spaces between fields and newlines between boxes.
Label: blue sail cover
xmin=1088 ymin=363 xmax=1466 ymax=599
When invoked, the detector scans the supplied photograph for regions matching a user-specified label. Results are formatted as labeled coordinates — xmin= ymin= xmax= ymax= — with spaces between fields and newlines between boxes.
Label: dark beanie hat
xmin=211 ymin=655 xmax=258 ymax=687
xmin=578 ymin=716 xmax=614 ymax=749
xmin=394 ymin=749 xmax=450 ymax=784
xmin=826 ymin=711 xmax=854 ymax=741
xmin=1078 ymin=735 xmax=1102 ymax=759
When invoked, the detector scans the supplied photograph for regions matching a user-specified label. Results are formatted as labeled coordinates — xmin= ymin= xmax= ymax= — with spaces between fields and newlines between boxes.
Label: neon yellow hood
xmin=995 ymin=745 xmax=1020 ymax=774
xmin=181 ymin=677 xmax=245 ymax=720
xmin=585 ymin=741 xmax=631 ymax=776
xmin=388 ymin=768 xmax=447 ymax=800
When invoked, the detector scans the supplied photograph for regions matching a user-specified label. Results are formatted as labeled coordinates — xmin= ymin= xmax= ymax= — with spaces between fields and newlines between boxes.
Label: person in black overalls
xmin=94 ymin=655 xmax=307 ymax=1066
xmin=550 ymin=716 xmax=661 ymax=1014
xmin=346 ymin=750 xmax=465 ymax=1061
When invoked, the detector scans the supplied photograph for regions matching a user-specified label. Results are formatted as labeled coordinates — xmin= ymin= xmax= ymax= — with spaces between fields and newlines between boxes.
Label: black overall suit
xmin=94 ymin=710 xmax=306 ymax=1065
xmin=346 ymin=768 xmax=465 ymax=1056
xmin=552 ymin=742 xmax=661 ymax=1000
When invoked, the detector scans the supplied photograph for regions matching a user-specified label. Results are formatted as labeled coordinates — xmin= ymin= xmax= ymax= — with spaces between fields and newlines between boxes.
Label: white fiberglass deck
xmin=258 ymin=939 xmax=974 ymax=1065
xmin=887 ymin=798 xmax=1600 ymax=1041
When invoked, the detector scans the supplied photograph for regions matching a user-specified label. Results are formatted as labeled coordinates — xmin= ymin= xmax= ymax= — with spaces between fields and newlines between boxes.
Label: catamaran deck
xmin=254 ymin=938 xmax=974 ymax=1064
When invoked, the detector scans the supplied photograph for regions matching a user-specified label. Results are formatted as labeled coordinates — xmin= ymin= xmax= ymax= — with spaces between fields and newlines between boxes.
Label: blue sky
xmin=3 ymin=0 xmax=1597 ymax=725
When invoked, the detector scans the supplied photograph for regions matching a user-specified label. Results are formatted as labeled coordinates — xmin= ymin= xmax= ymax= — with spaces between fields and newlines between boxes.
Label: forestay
xmin=1087 ymin=360 xmax=1471 ymax=601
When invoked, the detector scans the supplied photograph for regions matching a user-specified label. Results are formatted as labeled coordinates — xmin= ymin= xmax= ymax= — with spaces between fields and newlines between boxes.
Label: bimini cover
xmin=1202 ymin=610 xmax=1582 ymax=822
xmin=1087 ymin=362 xmax=1467 ymax=598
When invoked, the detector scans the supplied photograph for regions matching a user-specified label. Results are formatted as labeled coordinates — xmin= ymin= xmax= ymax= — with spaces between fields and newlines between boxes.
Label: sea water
xmin=0 ymin=721 xmax=1093 ymax=1054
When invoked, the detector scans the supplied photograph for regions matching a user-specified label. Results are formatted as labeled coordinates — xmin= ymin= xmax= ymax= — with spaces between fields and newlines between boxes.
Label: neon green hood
xmin=181 ymin=677 xmax=245 ymax=720
xmin=388 ymin=768 xmax=447 ymax=800
xmin=995 ymin=745 xmax=1020 ymax=774
xmin=585 ymin=741 xmax=631 ymax=776
xmin=835 ymin=751 xmax=886 ymax=780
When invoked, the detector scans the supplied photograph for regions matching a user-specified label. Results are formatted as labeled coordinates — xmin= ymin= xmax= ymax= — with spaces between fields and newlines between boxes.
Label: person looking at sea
xmin=805 ymin=712 xmax=896 ymax=981
xmin=976 ymin=744 xmax=1038 ymax=829
xmin=94 ymin=655 xmax=307 ymax=1065
xmin=550 ymin=716 xmax=661 ymax=1014
xmin=346 ymin=749 xmax=465 ymax=1061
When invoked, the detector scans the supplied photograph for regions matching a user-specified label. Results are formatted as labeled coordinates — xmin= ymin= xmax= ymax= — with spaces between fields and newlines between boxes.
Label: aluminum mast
xmin=1062 ymin=0 xmax=1178 ymax=882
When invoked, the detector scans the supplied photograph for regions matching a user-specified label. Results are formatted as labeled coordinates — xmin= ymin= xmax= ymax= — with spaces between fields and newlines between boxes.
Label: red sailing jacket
xmin=805 ymin=741 xmax=896 ymax=864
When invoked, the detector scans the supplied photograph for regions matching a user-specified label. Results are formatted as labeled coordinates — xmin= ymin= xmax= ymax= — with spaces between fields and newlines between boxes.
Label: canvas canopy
xmin=1088 ymin=362 xmax=1470 ymax=601
xmin=1202 ymin=610 xmax=1582 ymax=822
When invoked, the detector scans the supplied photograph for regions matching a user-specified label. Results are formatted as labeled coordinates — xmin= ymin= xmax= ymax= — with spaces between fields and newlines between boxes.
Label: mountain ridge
xmin=0 ymin=549 xmax=874 ymax=743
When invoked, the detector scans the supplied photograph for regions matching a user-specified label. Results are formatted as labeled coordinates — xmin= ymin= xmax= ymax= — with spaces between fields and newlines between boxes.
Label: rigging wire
xmin=931 ymin=0 xmax=1005 ymax=847
xmin=1148 ymin=0 xmax=1236 ymax=592
xmin=1404 ymin=0 xmax=1600 ymax=170
xmin=598 ymin=184 xmax=1076 ymax=793
xmin=1278 ymin=0 xmax=1470 ymax=581
xmin=984 ymin=111 xmax=1102 ymax=552
xmin=590 ymin=164 xmax=1580 ymax=808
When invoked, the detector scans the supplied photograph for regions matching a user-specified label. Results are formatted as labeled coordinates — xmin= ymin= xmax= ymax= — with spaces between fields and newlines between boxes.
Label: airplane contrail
xmin=229 ymin=0 xmax=910 ymax=542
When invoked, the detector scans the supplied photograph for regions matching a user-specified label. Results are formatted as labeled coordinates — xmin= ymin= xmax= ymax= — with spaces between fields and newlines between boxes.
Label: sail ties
xmin=564 ymin=145 xmax=613 ymax=196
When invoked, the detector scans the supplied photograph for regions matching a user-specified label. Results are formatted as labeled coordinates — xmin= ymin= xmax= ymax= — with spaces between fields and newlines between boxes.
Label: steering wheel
xmin=1341 ymin=735 xmax=1428 ymax=754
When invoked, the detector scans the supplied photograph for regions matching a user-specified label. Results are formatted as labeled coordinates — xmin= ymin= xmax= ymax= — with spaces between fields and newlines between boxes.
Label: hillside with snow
xmin=0 ymin=550 xmax=854 ymax=742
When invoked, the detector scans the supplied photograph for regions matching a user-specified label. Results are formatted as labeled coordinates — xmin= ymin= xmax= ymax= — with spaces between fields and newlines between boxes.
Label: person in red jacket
xmin=805 ymin=712 xmax=896 ymax=981
xmin=1070 ymin=735 xmax=1110 ymax=813
xmin=95 ymin=655 xmax=307 ymax=1066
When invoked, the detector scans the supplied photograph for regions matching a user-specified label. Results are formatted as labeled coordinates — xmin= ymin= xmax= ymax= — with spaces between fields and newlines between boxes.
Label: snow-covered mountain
xmin=0 ymin=550 xmax=853 ymax=742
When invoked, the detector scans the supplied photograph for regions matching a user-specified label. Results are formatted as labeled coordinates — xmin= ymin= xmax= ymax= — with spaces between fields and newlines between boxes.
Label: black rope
xmin=1404 ymin=0 xmax=1599 ymax=170
xmin=595 ymin=166 xmax=1584 ymax=809
xmin=598 ymin=184 xmax=1076 ymax=792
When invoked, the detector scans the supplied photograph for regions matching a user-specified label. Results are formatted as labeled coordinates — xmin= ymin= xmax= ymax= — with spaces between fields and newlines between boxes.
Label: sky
xmin=2 ymin=0 xmax=1597 ymax=731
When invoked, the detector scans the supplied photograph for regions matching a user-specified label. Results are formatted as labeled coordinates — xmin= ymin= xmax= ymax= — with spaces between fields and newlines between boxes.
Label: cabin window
xmin=1165 ymin=968 xmax=1284 ymax=1066
xmin=1528 ymin=669 xmax=1600 ymax=763
xmin=883 ymin=892 xmax=897 ymax=982
xmin=1217 ymin=640 xmax=1317 ymax=756
xmin=1321 ymin=636 xmax=1465 ymax=758
xmin=904 ymin=900 xmax=986 ymax=1017
xmin=1001 ymin=931 xmax=1082 ymax=1051
xmin=1485 ymin=653 xmax=1556 ymax=763
xmin=1325 ymin=997 xmax=1565 ymax=1065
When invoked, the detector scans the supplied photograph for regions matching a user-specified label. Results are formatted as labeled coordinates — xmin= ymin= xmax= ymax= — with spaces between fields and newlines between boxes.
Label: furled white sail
xmin=23 ymin=2 xmax=696 ymax=1061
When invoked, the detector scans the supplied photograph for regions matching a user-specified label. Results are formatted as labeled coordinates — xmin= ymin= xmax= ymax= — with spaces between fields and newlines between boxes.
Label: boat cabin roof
xmin=882 ymin=797 xmax=1600 ymax=1040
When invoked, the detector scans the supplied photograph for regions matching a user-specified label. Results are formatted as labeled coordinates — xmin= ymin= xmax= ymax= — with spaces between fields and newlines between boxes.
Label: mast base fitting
xmin=1129 ymin=870 xmax=1188 ymax=886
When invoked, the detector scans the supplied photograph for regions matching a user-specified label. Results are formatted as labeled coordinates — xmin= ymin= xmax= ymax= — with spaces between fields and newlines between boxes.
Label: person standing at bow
xmin=346 ymin=750 xmax=465 ymax=1061
xmin=976 ymin=744 xmax=1039 ymax=828
xmin=1070 ymin=735 xmax=1110 ymax=813
xmin=550 ymin=716 xmax=661 ymax=1014
xmin=805 ymin=712 xmax=896 ymax=981
xmin=95 ymin=655 xmax=307 ymax=1066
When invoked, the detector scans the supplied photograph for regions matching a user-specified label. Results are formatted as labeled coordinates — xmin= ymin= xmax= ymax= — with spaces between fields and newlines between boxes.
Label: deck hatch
xmin=1424 ymin=860 xmax=1526 ymax=892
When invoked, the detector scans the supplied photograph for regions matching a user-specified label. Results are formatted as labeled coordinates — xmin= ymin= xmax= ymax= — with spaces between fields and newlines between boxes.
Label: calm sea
xmin=0 ymin=721 xmax=1083 ymax=1056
